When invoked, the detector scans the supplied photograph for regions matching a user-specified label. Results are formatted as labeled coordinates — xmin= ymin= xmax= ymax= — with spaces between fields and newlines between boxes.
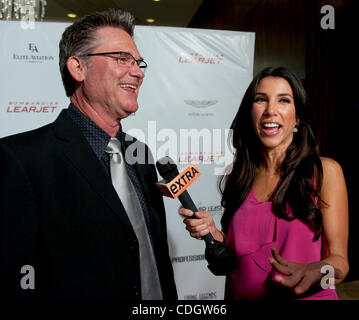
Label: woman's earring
xmin=293 ymin=126 xmax=298 ymax=133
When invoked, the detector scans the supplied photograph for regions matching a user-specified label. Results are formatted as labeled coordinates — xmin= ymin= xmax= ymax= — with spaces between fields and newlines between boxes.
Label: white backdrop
xmin=0 ymin=21 xmax=255 ymax=300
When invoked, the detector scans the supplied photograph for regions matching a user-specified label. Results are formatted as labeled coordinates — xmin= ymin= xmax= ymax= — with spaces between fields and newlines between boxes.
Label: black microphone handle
xmin=178 ymin=190 xmax=215 ymax=245
xmin=178 ymin=190 xmax=198 ymax=212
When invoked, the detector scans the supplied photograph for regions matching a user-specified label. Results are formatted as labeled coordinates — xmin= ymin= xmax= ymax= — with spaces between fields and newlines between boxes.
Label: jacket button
xmin=134 ymin=285 xmax=140 ymax=297
xmin=130 ymin=239 xmax=138 ymax=250
xmin=130 ymin=238 xmax=137 ymax=250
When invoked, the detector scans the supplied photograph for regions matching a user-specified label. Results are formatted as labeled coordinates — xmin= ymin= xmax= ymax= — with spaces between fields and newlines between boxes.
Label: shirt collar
xmin=67 ymin=103 xmax=123 ymax=159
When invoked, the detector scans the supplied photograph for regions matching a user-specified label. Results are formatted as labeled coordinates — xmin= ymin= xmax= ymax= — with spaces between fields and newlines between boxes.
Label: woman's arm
xmin=269 ymin=157 xmax=349 ymax=294
xmin=178 ymin=208 xmax=225 ymax=242
xmin=319 ymin=157 xmax=349 ymax=283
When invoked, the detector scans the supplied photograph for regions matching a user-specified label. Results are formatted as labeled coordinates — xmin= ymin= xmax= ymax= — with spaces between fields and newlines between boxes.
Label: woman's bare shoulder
xmin=320 ymin=156 xmax=344 ymax=176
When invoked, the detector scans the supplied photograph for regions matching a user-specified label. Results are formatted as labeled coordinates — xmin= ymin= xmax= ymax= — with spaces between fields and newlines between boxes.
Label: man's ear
xmin=66 ymin=56 xmax=87 ymax=82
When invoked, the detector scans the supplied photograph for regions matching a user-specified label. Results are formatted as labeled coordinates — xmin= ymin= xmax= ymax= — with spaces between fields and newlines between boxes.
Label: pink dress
xmin=225 ymin=190 xmax=339 ymax=300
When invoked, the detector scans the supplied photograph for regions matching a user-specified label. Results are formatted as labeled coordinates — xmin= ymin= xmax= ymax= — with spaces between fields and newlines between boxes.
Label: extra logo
xmin=156 ymin=164 xmax=201 ymax=199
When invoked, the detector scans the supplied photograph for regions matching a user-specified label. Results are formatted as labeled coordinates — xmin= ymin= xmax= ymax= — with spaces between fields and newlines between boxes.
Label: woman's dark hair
xmin=220 ymin=66 xmax=323 ymax=240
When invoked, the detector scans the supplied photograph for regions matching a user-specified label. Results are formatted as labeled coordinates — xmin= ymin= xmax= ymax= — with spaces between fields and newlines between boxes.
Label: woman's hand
xmin=269 ymin=247 xmax=344 ymax=295
xmin=178 ymin=208 xmax=225 ymax=242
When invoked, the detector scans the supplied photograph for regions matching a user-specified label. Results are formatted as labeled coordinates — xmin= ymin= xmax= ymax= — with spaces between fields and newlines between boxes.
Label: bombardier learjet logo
xmin=184 ymin=100 xmax=218 ymax=108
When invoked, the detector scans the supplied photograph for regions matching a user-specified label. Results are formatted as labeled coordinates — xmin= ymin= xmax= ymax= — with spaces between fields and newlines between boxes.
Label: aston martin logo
xmin=184 ymin=100 xmax=218 ymax=108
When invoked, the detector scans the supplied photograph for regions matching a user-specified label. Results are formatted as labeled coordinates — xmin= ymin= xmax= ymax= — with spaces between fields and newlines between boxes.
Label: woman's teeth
xmin=262 ymin=123 xmax=280 ymax=128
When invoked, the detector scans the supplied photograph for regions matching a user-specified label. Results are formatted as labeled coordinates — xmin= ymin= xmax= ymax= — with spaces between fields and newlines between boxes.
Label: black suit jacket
xmin=0 ymin=109 xmax=177 ymax=300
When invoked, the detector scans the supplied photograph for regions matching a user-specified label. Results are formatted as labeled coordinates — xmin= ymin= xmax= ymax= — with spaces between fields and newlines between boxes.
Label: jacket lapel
xmin=52 ymin=109 xmax=134 ymax=231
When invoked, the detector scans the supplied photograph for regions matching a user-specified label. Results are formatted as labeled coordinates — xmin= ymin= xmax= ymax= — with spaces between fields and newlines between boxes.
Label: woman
xmin=179 ymin=67 xmax=349 ymax=299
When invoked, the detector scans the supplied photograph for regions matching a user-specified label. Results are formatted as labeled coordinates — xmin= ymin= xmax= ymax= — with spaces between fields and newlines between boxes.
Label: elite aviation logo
xmin=12 ymin=43 xmax=55 ymax=64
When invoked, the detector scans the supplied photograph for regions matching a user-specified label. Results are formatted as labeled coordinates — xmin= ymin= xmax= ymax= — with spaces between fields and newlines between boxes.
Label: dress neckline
xmin=250 ymin=189 xmax=272 ymax=204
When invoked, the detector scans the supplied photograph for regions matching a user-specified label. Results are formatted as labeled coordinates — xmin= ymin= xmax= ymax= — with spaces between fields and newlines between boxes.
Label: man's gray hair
xmin=59 ymin=8 xmax=135 ymax=97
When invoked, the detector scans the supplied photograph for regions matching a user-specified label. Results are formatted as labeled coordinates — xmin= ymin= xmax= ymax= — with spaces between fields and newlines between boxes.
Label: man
xmin=0 ymin=9 xmax=177 ymax=300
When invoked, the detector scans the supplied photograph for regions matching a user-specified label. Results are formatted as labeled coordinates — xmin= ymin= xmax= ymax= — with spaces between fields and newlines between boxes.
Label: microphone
xmin=156 ymin=156 xmax=237 ymax=276
xmin=155 ymin=156 xmax=215 ymax=245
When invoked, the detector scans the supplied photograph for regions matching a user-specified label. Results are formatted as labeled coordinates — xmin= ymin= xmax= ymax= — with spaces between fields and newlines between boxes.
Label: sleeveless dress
xmin=225 ymin=190 xmax=339 ymax=300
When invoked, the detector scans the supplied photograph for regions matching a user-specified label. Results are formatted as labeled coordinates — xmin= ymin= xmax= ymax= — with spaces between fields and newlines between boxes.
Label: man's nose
xmin=129 ymin=63 xmax=145 ymax=79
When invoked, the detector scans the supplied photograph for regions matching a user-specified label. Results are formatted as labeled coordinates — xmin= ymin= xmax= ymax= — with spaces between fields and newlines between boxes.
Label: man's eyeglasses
xmin=85 ymin=51 xmax=147 ymax=69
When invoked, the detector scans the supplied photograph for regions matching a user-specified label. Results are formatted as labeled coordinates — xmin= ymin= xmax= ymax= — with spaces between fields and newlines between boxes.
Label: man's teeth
xmin=262 ymin=123 xmax=280 ymax=128
xmin=120 ymin=84 xmax=137 ymax=89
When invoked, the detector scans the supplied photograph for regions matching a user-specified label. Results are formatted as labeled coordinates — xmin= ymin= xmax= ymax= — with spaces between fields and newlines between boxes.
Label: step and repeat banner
xmin=0 ymin=21 xmax=255 ymax=299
